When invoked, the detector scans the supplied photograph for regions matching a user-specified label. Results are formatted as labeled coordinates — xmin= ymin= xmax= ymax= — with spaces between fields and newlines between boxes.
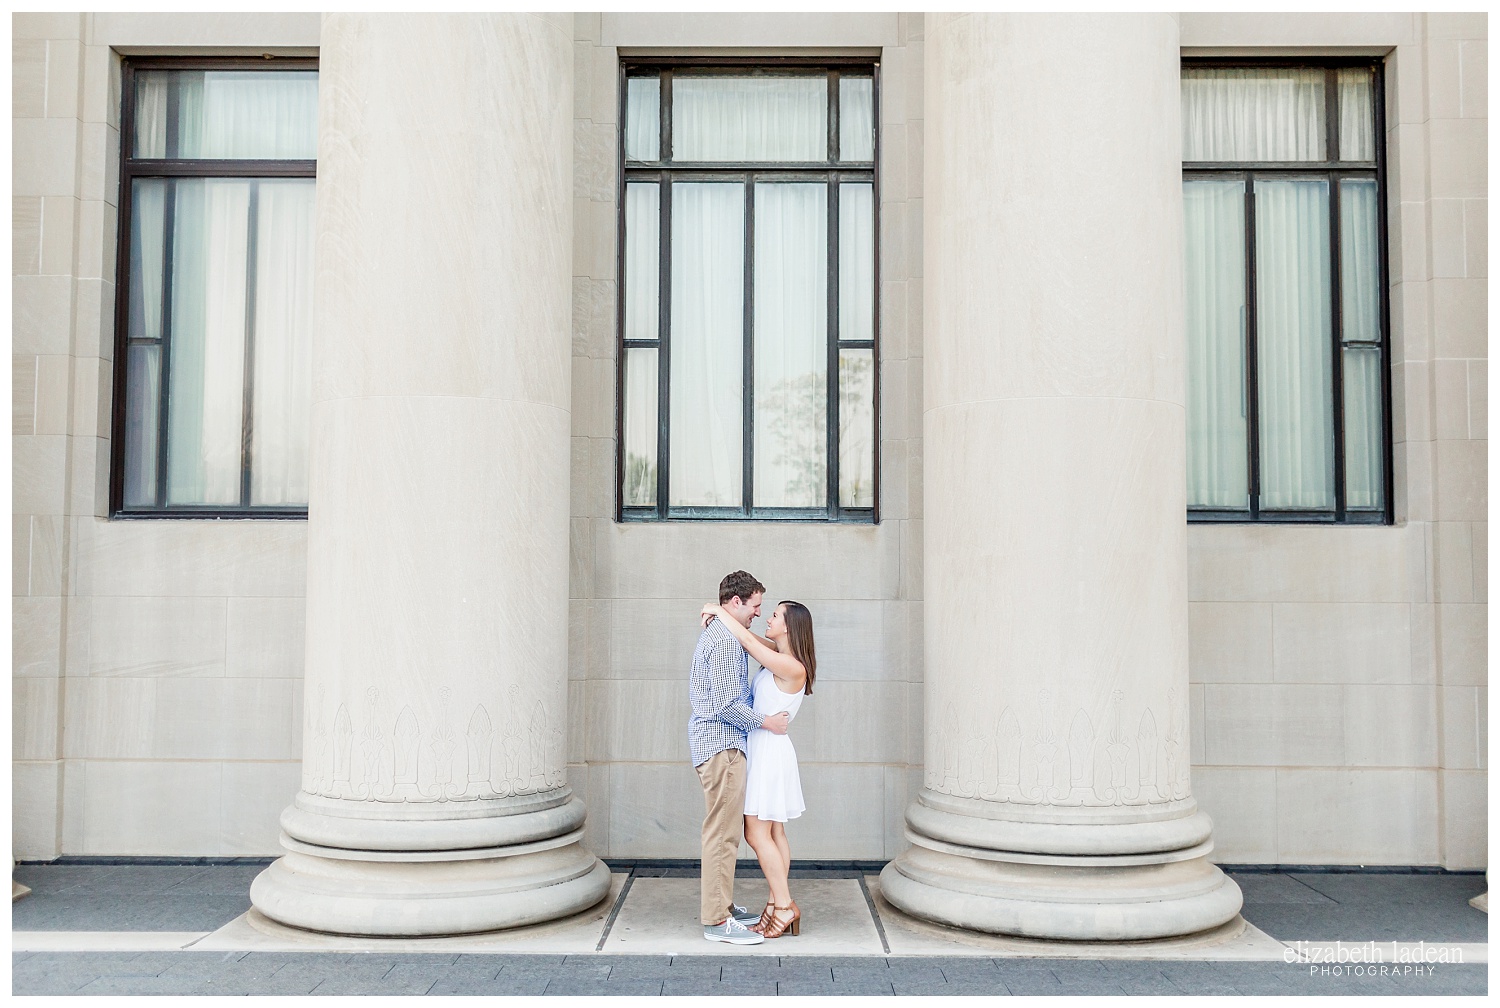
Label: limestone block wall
xmin=1180 ymin=12 xmax=1488 ymax=870
xmin=11 ymin=12 xmax=320 ymax=859
xmin=11 ymin=11 xmax=1486 ymax=869
xmin=567 ymin=12 xmax=927 ymax=862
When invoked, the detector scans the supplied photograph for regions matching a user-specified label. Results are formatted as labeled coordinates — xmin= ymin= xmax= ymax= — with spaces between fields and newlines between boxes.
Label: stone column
xmin=251 ymin=13 xmax=610 ymax=936
xmin=881 ymin=13 xmax=1242 ymax=941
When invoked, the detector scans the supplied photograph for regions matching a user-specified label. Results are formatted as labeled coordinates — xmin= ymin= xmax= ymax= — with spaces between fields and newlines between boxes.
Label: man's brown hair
xmin=718 ymin=570 xmax=766 ymax=605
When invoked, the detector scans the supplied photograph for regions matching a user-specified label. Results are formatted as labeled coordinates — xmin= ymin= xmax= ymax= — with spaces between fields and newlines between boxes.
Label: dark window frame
xmin=1182 ymin=56 xmax=1393 ymax=525
xmin=615 ymin=56 xmax=882 ymax=523
xmin=109 ymin=55 xmax=318 ymax=519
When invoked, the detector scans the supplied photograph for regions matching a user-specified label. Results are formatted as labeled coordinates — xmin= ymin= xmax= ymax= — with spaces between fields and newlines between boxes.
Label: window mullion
xmin=742 ymin=172 xmax=755 ymax=517
xmin=165 ymin=70 xmax=180 ymax=160
xmin=240 ymin=181 xmax=261 ymax=509
xmin=657 ymin=170 xmax=672 ymax=519
xmin=826 ymin=177 xmax=840 ymax=518
xmin=1329 ymin=171 xmax=1347 ymax=521
xmin=871 ymin=63 xmax=882 ymax=523
xmin=155 ymin=177 xmax=178 ymax=509
xmin=828 ymin=69 xmax=840 ymax=164
xmin=1373 ymin=62 xmax=1394 ymax=524
xmin=1243 ymin=173 xmax=1261 ymax=520
xmin=1325 ymin=67 xmax=1339 ymax=164
xmin=660 ymin=70 xmax=673 ymax=165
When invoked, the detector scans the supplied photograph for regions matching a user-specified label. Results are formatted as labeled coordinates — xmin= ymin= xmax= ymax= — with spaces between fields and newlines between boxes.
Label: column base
xmin=250 ymin=793 xmax=612 ymax=937
xmin=882 ymin=791 xmax=1243 ymax=941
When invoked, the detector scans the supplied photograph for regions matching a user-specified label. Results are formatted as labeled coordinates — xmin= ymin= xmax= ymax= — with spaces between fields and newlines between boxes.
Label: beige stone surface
xmin=1204 ymin=684 xmax=1343 ymax=767
xmin=889 ymin=12 xmax=1243 ymax=939
xmin=1440 ymin=685 xmax=1487 ymax=770
xmin=604 ymin=878 xmax=881 ymax=956
xmin=87 ymin=12 xmax=320 ymax=48
xmin=601 ymin=12 xmax=896 ymax=48
xmin=220 ymin=762 xmax=301 ymax=856
xmin=1270 ymin=603 xmax=1415 ymax=684
xmin=1188 ymin=526 xmax=1415 ymax=603
xmin=1194 ymin=767 xmax=1278 ymax=864
xmin=13 ymin=596 xmax=62 ymax=677
xmin=1439 ymin=769 xmax=1488 ymax=869
xmin=77 ymin=760 xmax=225 ymax=855
xmin=71 ymin=519 xmax=307 ymax=598
xmin=224 ymin=597 xmax=306 ymax=679
xmin=5 ymin=10 xmax=1488 ymax=874
xmin=1179 ymin=12 xmax=1415 ymax=48
xmin=247 ymin=13 xmax=609 ymax=936
xmin=11 ymin=759 xmax=62 ymax=858
xmin=1275 ymin=769 xmax=1438 ymax=864
xmin=1189 ymin=603 xmax=1274 ymax=683
xmin=13 ymin=676 xmax=59 ymax=761
xmin=590 ymin=520 xmax=901 ymax=603
xmin=1436 ymin=603 xmax=1487 ymax=685
xmin=71 ymin=596 xmax=227 ymax=677
xmin=873 ymin=876 xmax=1286 ymax=960
xmin=13 ymin=435 xmax=68 ymax=514
xmin=62 ymin=676 xmax=155 ymax=759
xmin=1341 ymin=685 xmax=1438 ymax=767
xmin=203 ymin=874 xmax=624 ymax=953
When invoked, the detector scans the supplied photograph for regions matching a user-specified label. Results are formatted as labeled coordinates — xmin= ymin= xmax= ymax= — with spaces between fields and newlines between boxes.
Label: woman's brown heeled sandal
xmin=760 ymin=901 xmax=800 ymax=938
xmin=755 ymin=901 xmax=776 ymax=931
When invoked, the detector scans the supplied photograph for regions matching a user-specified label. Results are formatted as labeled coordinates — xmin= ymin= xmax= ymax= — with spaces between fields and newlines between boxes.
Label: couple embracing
xmin=689 ymin=570 xmax=817 ymax=945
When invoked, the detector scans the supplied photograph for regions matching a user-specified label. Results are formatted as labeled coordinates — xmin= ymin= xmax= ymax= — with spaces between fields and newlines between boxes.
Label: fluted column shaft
xmin=251 ymin=13 xmax=609 ymax=936
xmin=882 ymin=13 xmax=1242 ymax=941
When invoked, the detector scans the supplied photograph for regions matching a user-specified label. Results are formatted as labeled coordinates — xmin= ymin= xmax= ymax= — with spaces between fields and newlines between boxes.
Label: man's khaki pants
xmin=696 ymin=748 xmax=747 ymax=925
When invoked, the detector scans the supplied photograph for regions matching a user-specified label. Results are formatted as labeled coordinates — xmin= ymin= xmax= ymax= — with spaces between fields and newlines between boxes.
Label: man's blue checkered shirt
xmin=688 ymin=617 xmax=764 ymax=768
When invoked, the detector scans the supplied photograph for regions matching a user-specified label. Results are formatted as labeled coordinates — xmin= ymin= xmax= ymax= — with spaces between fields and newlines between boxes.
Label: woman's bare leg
xmin=771 ymin=821 xmax=791 ymax=874
xmin=770 ymin=821 xmax=793 ymax=910
xmin=743 ymin=815 xmax=791 ymax=907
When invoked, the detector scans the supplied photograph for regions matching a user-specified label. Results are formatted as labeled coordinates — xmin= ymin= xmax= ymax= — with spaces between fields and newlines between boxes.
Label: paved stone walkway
xmin=11 ymin=861 xmax=1489 ymax=996
xmin=12 ymin=949 xmax=1488 ymax=996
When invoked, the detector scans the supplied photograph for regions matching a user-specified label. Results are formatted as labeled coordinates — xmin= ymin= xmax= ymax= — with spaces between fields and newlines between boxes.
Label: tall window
xmin=1182 ymin=60 xmax=1390 ymax=523
xmin=618 ymin=61 xmax=878 ymax=521
xmin=111 ymin=58 xmax=318 ymax=517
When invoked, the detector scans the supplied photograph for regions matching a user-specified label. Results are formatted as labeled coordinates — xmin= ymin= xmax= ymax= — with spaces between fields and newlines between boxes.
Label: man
xmin=689 ymin=570 xmax=790 ymax=944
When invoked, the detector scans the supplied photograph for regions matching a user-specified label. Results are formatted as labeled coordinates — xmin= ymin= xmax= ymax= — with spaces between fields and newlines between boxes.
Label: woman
xmin=699 ymin=599 xmax=816 ymax=939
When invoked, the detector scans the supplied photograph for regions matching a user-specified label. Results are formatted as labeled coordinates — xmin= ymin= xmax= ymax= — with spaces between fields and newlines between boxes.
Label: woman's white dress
xmin=744 ymin=665 xmax=806 ymax=822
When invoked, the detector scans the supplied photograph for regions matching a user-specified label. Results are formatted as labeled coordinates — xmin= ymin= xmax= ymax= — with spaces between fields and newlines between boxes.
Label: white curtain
xmin=1343 ymin=347 xmax=1384 ymax=509
xmin=838 ymin=349 xmax=874 ymax=507
xmin=840 ymin=183 xmax=874 ymax=341
xmin=129 ymin=178 xmax=166 ymax=340
xmin=1182 ymin=68 xmax=1326 ymax=161
xmin=123 ymin=177 xmax=167 ymax=505
xmin=1255 ymin=179 xmax=1333 ymax=509
xmin=625 ymin=76 xmax=661 ymax=161
xmin=839 ymin=76 xmax=874 ymax=161
xmin=753 ymin=182 xmax=827 ymax=508
xmin=624 ymin=183 xmax=659 ymax=341
xmin=168 ymin=179 xmax=250 ymax=505
xmin=623 ymin=348 xmax=658 ymax=506
xmin=1340 ymin=178 xmax=1383 ymax=510
xmin=250 ymin=179 xmax=316 ymax=505
xmin=123 ymin=344 xmax=161 ymax=506
xmin=1340 ymin=179 xmax=1380 ymax=342
xmin=673 ymin=77 xmax=826 ymax=162
xmin=178 ymin=71 xmax=319 ymax=159
xmin=1183 ymin=180 xmax=1249 ymax=509
xmin=1338 ymin=67 xmax=1375 ymax=162
xmin=134 ymin=71 xmax=170 ymax=157
xmin=670 ymin=182 xmax=744 ymax=506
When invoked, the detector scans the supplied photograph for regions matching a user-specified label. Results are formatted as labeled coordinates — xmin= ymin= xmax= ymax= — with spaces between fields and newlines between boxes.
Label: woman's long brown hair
xmin=780 ymin=601 xmax=816 ymax=696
